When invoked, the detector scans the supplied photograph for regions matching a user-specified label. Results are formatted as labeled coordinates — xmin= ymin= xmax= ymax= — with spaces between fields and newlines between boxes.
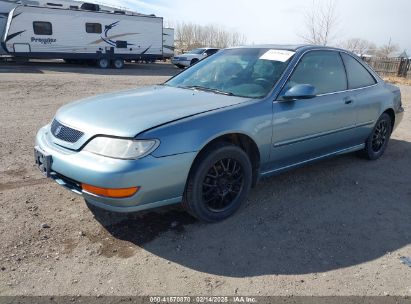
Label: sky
xmin=95 ymin=0 xmax=410 ymax=53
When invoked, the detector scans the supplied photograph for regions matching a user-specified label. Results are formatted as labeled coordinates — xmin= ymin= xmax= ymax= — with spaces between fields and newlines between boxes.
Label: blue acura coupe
xmin=35 ymin=45 xmax=404 ymax=222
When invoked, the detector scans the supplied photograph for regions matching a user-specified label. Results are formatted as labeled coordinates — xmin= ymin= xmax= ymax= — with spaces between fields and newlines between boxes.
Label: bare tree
xmin=339 ymin=38 xmax=377 ymax=56
xmin=300 ymin=0 xmax=339 ymax=46
xmin=171 ymin=22 xmax=247 ymax=53
xmin=376 ymin=38 xmax=400 ymax=57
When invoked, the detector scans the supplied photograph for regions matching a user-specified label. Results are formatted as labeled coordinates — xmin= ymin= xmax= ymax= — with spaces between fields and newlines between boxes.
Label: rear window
xmin=205 ymin=49 xmax=219 ymax=56
xmin=85 ymin=23 xmax=102 ymax=34
xmin=33 ymin=21 xmax=52 ymax=35
xmin=341 ymin=53 xmax=376 ymax=89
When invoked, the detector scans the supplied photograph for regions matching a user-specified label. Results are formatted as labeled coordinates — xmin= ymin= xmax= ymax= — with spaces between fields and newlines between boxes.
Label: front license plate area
xmin=34 ymin=146 xmax=52 ymax=177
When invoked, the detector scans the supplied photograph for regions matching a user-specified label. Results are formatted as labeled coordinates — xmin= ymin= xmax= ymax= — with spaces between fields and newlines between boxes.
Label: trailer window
xmin=86 ymin=23 xmax=102 ymax=34
xmin=33 ymin=22 xmax=53 ymax=35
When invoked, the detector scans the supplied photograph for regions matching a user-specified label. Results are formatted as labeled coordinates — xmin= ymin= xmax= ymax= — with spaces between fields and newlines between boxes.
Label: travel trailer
xmin=2 ymin=4 xmax=164 ymax=68
xmin=162 ymin=27 xmax=174 ymax=60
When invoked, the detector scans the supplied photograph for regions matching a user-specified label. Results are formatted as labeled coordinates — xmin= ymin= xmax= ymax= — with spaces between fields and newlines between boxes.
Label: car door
xmin=268 ymin=50 xmax=358 ymax=171
xmin=340 ymin=52 xmax=380 ymax=142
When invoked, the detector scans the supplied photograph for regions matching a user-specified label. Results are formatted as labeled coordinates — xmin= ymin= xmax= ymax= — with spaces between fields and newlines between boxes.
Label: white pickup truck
xmin=171 ymin=48 xmax=219 ymax=68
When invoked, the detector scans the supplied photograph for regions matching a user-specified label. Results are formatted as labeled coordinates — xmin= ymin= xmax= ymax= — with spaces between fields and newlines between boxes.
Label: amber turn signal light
xmin=82 ymin=184 xmax=139 ymax=198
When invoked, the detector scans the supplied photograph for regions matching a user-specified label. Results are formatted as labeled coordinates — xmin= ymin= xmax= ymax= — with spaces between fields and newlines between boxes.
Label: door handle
xmin=344 ymin=98 xmax=353 ymax=105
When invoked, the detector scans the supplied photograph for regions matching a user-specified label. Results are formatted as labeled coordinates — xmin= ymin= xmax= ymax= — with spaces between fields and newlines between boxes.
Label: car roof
xmin=229 ymin=44 xmax=338 ymax=52
xmin=192 ymin=45 xmax=342 ymax=52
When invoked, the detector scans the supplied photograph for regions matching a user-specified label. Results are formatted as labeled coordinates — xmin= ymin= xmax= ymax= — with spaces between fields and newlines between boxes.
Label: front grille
xmin=50 ymin=119 xmax=84 ymax=143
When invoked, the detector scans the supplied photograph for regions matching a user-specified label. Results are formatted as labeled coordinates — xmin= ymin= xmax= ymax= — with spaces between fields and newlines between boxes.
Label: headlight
xmin=83 ymin=137 xmax=159 ymax=160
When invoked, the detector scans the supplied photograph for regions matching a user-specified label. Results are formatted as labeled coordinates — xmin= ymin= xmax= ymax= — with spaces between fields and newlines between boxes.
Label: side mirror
xmin=281 ymin=84 xmax=317 ymax=101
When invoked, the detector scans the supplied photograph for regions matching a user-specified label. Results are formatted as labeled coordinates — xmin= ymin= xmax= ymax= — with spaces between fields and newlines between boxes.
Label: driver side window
xmin=282 ymin=51 xmax=347 ymax=96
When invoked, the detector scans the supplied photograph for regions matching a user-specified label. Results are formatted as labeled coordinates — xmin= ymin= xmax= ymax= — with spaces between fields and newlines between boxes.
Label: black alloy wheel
xmin=202 ymin=158 xmax=245 ymax=213
xmin=361 ymin=113 xmax=392 ymax=160
xmin=371 ymin=119 xmax=389 ymax=152
xmin=183 ymin=143 xmax=252 ymax=222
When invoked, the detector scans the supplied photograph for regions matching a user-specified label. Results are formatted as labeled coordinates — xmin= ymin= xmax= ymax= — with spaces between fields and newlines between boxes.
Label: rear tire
xmin=182 ymin=143 xmax=252 ymax=222
xmin=361 ymin=113 xmax=392 ymax=160
xmin=190 ymin=59 xmax=199 ymax=66
xmin=113 ymin=58 xmax=124 ymax=69
xmin=97 ymin=58 xmax=110 ymax=69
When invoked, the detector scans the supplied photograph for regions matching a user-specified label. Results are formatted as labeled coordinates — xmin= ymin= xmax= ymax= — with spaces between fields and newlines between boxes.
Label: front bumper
xmin=35 ymin=126 xmax=196 ymax=212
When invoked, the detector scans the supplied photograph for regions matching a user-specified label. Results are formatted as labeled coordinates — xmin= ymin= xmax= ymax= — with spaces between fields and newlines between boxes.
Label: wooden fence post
xmin=397 ymin=59 xmax=403 ymax=77
xmin=398 ymin=58 xmax=410 ymax=77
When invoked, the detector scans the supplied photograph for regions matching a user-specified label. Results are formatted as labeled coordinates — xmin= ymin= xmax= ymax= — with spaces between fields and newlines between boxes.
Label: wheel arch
xmin=187 ymin=132 xmax=261 ymax=188
xmin=382 ymin=108 xmax=395 ymax=130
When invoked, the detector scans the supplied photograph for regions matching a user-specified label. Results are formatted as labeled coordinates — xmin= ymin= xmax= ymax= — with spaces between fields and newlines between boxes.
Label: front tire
xmin=361 ymin=113 xmax=392 ymax=160
xmin=183 ymin=143 xmax=252 ymax=222
xmin=97 ymin=58 xmax=110 ymax=69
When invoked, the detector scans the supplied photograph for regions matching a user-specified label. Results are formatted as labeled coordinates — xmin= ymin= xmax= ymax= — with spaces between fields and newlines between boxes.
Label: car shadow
xmin=0 ymin=60 xmax=179 ymax=77
xmin=89 ymin=138 xmax=411 ymax=277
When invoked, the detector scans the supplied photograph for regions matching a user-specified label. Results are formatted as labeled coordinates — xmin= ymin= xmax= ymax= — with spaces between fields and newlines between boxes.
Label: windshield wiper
xmin=180 ymin=85 xmax=234 ymax=96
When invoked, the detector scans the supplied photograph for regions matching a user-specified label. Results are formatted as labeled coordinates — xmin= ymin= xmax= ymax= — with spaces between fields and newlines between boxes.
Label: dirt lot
xmin=0 ymin=61 xmax=410 ymax=296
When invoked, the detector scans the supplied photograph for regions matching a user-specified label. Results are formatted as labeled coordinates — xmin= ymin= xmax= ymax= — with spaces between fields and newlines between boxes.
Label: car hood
xmin=55 ymin=85 xmax=248 ymax=139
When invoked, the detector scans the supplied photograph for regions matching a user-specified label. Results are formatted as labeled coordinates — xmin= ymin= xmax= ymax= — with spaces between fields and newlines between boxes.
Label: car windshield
xmin=186 ymin=48 xmax=206 ymax=54
xmin=166 ymin=48 xmax=294 ymax=98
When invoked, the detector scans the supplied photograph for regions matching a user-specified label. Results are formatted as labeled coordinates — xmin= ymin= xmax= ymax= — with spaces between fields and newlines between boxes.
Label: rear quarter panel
xmin=354 ymin=82 xmax=399 ymax=142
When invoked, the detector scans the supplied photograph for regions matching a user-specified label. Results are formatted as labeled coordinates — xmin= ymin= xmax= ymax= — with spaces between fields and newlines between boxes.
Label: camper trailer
xmin=162 ymin=27 xmax=174 ymax=60
xmin=2 ymin=5 xmax=164 ymax=68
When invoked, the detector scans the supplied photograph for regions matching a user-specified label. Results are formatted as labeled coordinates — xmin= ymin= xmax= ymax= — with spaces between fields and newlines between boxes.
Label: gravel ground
xmin=0 ymin=61 xmax=410 ymax=296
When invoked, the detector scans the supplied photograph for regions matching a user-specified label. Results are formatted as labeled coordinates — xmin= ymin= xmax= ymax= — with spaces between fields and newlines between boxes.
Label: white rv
xmin=162 ymin=27 xmax=174 ymax=60
xmin=2 ymin=5 xmax=164 ymax=68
